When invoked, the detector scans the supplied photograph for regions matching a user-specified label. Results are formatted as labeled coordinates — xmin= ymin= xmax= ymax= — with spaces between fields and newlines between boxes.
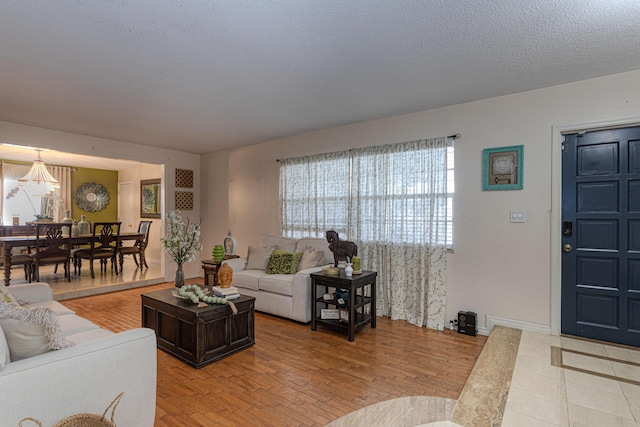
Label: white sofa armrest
xmin=224 ymin=257 xmax=248 ymax=272
xmin=296 ymin=265 xmax=331 ymax=276
xmin=7 ymin=282 xmax=53 ymax=304
xmin=290 ymin=266 xmax=328 ymax=323
xmin=1 ymin=328 xmax=157 ymax=426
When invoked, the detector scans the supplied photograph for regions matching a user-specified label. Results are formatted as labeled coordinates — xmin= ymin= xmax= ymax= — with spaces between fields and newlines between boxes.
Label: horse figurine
xmin=326 ymin=230 xmax=358 ymax=267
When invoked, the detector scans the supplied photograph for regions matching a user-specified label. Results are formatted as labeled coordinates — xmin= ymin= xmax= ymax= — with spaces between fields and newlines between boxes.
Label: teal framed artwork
xmin=482 ymin=145 xmax=524 ymax=190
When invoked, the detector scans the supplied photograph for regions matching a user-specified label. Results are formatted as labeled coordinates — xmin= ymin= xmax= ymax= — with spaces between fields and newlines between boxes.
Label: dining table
xmin=0 ymin=232 xmax=144 ymax=286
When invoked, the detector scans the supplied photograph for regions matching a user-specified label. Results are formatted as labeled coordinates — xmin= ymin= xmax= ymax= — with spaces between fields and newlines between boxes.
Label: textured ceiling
xmin=1 ymin=0 xmax=640 ymax=156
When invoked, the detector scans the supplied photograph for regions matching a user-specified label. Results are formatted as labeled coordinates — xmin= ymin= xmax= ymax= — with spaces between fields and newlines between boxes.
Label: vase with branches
xmin=161 ymin=211 xmax=203 ymax=287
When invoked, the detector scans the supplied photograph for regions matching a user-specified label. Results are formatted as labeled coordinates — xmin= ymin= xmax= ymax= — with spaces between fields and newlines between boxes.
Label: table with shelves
xmin=310 ymin=270 xmax=377 ymax=341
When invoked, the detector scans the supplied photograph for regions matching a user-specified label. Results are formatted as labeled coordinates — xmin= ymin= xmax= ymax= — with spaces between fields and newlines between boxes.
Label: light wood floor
xmin=63 ymin=280 xmax=487 ymax=426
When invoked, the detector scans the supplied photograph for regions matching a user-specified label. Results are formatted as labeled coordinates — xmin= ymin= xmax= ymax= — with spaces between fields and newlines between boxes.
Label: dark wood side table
xmin=201 ymin=255 xmax=240 ymax=287
xmin=141 ymin=287 xmax=255 ymax=368
xmin=310 ymin=270 xmax=377 ymax=341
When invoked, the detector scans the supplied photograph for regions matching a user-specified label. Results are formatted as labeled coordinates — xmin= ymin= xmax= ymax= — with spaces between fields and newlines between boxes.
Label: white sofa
xmin=0 ymin=282 xmax=157 ymax=427
xmin=224 ymin=234 xmax=334 ymax=323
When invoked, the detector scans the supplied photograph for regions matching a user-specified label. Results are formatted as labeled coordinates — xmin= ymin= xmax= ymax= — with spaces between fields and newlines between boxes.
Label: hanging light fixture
xmin=18 ymin=149 xmax=60 ymax=197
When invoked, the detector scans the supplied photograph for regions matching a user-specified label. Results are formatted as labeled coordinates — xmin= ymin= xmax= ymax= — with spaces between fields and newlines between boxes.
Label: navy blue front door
xmin=562 ymin=126 xmax=640 ymax=346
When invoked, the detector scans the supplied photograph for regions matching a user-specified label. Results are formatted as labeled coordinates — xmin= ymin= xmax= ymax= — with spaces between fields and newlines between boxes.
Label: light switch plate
xmin=510 ymin=209 xmax=525 ymax=223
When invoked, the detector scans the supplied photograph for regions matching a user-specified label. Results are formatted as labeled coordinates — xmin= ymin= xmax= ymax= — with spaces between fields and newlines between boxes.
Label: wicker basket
xmin=20 ymin=392 xmax=123 ymax=427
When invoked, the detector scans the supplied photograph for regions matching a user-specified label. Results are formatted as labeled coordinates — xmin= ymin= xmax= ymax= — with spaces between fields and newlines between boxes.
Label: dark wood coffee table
xmin=141 ymin=287 xmax=255 ymax=368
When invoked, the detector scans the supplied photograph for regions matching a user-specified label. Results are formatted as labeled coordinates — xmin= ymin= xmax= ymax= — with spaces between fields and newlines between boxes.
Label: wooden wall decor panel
xmin=175 ymin=191 xmax=193 ymax=210
xmin=175 ymin=168 xmax=193 ymax=188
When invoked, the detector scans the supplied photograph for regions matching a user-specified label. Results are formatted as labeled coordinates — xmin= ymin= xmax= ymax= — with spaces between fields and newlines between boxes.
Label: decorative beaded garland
xmin=177 ymin=284 xmax=227 ymax=305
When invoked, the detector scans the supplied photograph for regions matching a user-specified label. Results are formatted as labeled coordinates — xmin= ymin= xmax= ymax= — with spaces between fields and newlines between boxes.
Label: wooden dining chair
xmin=73 ymin=222 xmax=121 ymax=279
xmin=118 ymin=221 xmax=152 ymax=271
xmin=29 ymin=222 xmax=73 ymax=282
xmin=0 ymin=227 xmax=34 ymax=283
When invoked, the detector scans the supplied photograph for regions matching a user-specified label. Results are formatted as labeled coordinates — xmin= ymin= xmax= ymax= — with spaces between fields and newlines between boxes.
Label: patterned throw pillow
xmin=266 ymin=250 xmax=303 ymax=274
xmin=0 ymin=287 xmax=16 ymax=304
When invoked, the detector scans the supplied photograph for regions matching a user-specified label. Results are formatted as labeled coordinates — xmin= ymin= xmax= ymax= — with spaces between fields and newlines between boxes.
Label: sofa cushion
xmin=26 ymin=300 xmax=75 ymax=316
xmin=258 ymin=274 xmax=295 ymax=297
xmin=0 ymin=303 xmax=73 ymax=361
xmin=0 ymin=326 xmax=9 ymax=369
xmin=295 ymin=238 xmax=334 ymax=265
xmin=297 ymin=247 xmax=326 ymax=271
xmin=246 ymin=245 xmax=276 ymax=270
xmin=232 ymin=270 xmax=263 ymax=291
xmin=66 ymin=328 xmax=114 ymax=345
xmin=266 ymin=250 xmax=302 ymax=274
xmin=258 ymin=234 xmax=298 ymax=253
xmin=58 ymin=314 xmax=101 ymax=337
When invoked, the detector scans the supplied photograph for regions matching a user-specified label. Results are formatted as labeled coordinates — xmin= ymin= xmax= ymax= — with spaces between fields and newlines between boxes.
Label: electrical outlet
xmin=510 ymin=209 xmax=525 ymax=223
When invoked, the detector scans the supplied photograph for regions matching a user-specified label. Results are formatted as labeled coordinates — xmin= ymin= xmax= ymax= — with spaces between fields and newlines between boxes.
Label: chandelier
xmin=18 ymin=149 xmax=60 ymax=197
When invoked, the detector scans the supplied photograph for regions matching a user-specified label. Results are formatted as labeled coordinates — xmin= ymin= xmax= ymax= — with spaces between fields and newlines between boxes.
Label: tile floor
xmin=502 ymin=331 xmax=640 ymax=426
xmin=9 ymin=261 xmax=165 ymax=300
xmin=329 ymin=328 xmax=640 ymax=426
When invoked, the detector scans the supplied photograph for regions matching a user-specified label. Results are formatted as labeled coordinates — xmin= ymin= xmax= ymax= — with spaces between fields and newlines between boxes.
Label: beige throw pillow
xmin=0 ymin=303 xmax=73 ymax=361
xmin=0 ymin=326 xmax=9 ymax=369
xmin=246 ymin=245 xmax=277 ymax=271
xmin=297 ymin=247 xmax=326 ymax=271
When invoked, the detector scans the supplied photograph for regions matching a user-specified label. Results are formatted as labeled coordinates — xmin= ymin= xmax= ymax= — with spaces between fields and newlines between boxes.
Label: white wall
xmin=202 ymin=69 xmax=640 ymax=331
xmin=119 ymin=163 xmax=163 ymax=265
xmin=0 ymin=121 xmax=202 ymax=281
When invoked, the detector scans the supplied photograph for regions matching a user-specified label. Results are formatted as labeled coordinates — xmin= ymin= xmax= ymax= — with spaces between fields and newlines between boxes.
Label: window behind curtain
xmin=2 ymin=163 xmax=37 ymax=225
xmin=279 ymin=140 xmax=454 ymax=248
xmin=280 ymin=150 xmax=351 ymax=239
xmin=280 ymin=137 xmax=452 ymax=328
xmin=1 ymin=163 xmax=70 ymax=224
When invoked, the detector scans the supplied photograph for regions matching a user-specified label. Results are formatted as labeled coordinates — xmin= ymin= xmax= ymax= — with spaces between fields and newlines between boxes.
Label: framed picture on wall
xmin=141 ymin=179 xmax=161 ymax=218
xmin=482 ymin=145 xmax=524 ymax=190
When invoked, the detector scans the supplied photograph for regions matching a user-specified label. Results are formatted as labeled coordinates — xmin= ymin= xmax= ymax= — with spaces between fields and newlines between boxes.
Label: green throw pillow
xmin=266 ymin=250 xmax=303 ymax=274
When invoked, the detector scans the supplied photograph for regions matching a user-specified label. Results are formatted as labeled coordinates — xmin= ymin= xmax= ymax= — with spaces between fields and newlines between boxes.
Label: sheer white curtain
xmin=47 ymin=165 xmax=72 ymax=221
xmin=280 ymin=150 xmax=351 ymax=238
xmin=350 ymin=137 xmax=449 ymax=328
xmin=279 ymin=137 xmax=450 ymax=329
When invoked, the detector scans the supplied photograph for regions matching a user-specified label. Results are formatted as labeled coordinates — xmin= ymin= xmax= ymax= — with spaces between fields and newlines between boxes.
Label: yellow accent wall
xmin=71 ymin=168 xmax=118 ymax=222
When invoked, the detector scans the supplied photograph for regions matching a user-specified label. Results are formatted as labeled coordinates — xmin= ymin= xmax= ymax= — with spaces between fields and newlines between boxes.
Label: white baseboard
xmin=479 ymin=315 xmax=551 ymax=336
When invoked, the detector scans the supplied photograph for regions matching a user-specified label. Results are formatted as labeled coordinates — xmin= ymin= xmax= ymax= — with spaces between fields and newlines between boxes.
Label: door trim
xmin=551 ymin=116 xmax=640 ymax=336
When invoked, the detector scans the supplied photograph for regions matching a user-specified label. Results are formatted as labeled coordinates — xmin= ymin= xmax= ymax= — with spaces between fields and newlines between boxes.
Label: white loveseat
xmin=0 ymin=282 xmax=157 ymax=427
xmin=223 ymin=234 xmax=334 ymax=323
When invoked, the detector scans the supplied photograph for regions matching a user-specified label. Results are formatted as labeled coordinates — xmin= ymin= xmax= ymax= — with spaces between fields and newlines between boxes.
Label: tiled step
xmin=451 ymin=325 xmax=522 ymax=427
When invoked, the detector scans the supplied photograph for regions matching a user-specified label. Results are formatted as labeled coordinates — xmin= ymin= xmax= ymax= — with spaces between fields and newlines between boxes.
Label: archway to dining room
xmin=0 ymin=144 xmax=167 ymax=299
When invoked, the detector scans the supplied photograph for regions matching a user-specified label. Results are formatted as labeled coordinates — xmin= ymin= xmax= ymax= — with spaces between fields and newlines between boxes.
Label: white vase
xmin=223 ymin=230 xmax=236 ymax=255
xmin=345 ymin=262 xmax=353 ymax=277
xmin=77 ymin=215 xmax=90 ymax=234
xmin=61 ymin=210 xmax=73 ymax=223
